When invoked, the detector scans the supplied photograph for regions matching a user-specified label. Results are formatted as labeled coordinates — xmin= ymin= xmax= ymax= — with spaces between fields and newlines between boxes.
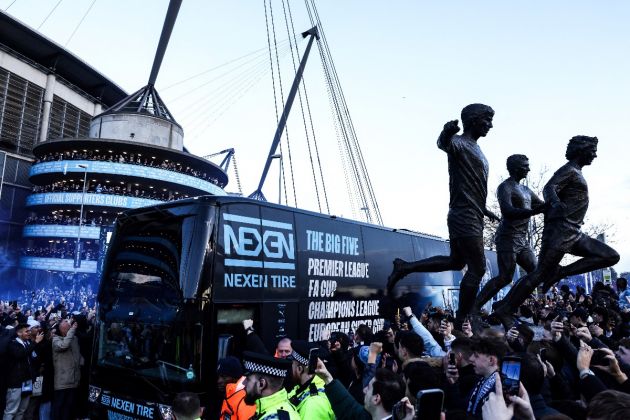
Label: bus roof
xmin=119 ymin=195 xmax=446 ymax=242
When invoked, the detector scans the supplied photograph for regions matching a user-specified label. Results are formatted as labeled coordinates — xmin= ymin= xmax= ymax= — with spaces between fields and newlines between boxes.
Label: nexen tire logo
xmin=223 ymin=213 xmax=295 ymax=270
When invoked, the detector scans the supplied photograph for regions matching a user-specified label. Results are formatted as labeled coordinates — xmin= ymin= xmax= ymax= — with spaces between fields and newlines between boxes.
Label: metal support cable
xmin=268 ymin=0 xmax=297 ymax=207
xmin=4 ymin=0 xmax=18 ymax=11
xmin=162 ymin=40 xmax=289 ymax=91
xmin=280 ymin=0 xmax=321 ymax=212
xmin=167 ymin=44 xmax=283 ymax=103
xmin=285 ymin=0 xmax=329 ymax=214
xmin=65 ymin=0 xmax=97 ymax=46
xmin=304 ymin=0 xmax=382 ymax=224
xmin=180 ymin=42 xmax=294 ymax=138
xmin=38 ymin=0 xmax=63 ymax=30
xmin=176 ymin=49 xmax=278 ymax=121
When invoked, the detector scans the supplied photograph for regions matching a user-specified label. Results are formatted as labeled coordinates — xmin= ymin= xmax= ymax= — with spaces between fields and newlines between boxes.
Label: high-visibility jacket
xmin=253 ymin=388 xmax=300 ymax=420
xmin=220 ymin=377 xmax=256 ymax=420
xmin=287 ymin=376 xmax=334 ymax=420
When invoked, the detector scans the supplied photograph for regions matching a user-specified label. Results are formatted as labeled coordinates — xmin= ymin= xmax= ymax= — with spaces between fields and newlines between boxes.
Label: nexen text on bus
xmin=223 ymin=213 xmax=295 ymax=270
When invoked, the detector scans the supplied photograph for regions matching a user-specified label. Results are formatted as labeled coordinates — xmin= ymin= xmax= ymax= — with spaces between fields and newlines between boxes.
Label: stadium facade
xmin=0 ymin=11 xmax=227 ymax=292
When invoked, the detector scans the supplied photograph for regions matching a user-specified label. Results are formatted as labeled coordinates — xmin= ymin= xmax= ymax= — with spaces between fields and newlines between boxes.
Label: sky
xmin=3 ymin=0 xmax=629 ymax=272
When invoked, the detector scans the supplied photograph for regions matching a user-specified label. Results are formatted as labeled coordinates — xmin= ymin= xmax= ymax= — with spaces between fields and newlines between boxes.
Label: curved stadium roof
xmin=0 ymin=10 xmax=127 ymax=106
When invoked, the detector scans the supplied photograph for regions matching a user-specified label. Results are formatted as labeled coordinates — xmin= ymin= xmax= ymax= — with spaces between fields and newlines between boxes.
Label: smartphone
xmin=449 ymin=352 xmax=456 ymax=365
xmin=307 ymin=348 xmax=319 ymax=374
xmin=591 ymin=349 xmax=609 ymax=366
xmin=539 ymin=348 xmax=547 ymax=364
xmin=415 ymin=388 xmax=444 ymax=420
xmin=501 ymin=356 xmax=521 ymax=402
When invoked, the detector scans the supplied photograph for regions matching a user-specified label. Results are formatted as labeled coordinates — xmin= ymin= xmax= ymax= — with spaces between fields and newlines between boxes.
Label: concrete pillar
xmin=38 ymin=73 xmax=56 ymax=143
xmin=93 ymin=103 xmax=102 ymax=116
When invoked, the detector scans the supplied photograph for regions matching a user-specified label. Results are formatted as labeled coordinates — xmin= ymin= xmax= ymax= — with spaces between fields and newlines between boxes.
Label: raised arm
xmin=436 ymin=120 xmax=461 ymax=152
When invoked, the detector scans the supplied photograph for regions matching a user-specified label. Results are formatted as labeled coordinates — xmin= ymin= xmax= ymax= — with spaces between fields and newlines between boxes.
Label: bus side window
xmin=218 ymin=334 xmax=233 ymax=360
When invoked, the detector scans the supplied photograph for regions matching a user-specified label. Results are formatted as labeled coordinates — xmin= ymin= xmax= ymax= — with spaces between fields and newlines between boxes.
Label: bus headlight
xmin=158 ymin=404 xmax=173 ymax=420
xmin=88 ymin=385 xmax=102 ymax=403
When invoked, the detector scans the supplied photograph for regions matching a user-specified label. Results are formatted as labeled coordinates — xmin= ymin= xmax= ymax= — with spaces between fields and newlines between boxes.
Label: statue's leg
xmin=516 ymin=247 xmax=537 ymax=274
xmin=455 ymin=237 xmax=486 ymax=323
xmin=472 ymin=251 xmax=516 ymax=313
xmin=556 ymin=235 xmax=619 ymax=280
xmin=386 ymin=246 xmax=466 ymax=294
xmin=494 ymin=249 xmax=563 ymax=328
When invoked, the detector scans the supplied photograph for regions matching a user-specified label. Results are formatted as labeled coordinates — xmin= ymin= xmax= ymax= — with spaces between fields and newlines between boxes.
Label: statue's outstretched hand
xmin=441 ymin=120 xmax=461 ymax=138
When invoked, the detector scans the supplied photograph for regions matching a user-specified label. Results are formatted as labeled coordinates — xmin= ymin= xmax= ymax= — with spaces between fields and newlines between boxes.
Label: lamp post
xmin=74 ymin=164 xmax=88 ymax=269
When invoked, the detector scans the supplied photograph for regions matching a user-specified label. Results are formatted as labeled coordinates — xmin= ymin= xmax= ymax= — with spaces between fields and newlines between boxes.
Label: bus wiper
xmin=156 ymin=360 xmax=195 ymax=381
xmin=100 ymin=360 xmax=169 ymax=403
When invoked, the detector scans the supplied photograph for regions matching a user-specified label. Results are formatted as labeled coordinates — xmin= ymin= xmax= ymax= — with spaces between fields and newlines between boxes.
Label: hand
xmin=394 ymin=313 xmax=401 ymax=329
xmin=402 ymin=306 xmax=413 ymax=318
xmin=35 ymin=332 xmax=44 ymax=344
xmin=446 ymin=363 xmax=459 ymax=385
xmin=550 ymin=321 xmax=564 ymax=342
xmin=485 ymin=209 xmax=501 ymax=223
xmin=441 ymin=120 xmax=460 ymax=138
xmin=545 ymin=360 xmax=556 ymax=378
xmin=616 ymin=345 xmax=630 ymax=367
xmin=589 ymin=324 xmax=604 ymax=338
xmin=482 ymin=373 xmax=514 ymax=420
xmin=368 ymin=342 xmax=383 ymax=366
xmin=462 ymin=320 xmax=473 ymax=337
xmin=439 ymin=320 xmax=452 ymax=337
xmin=576 ymin=326 xmax=592 ymax=343
xmin=314 ymin=358 xmax=334 ymax=385
xmin=510 ymin=382 xmax=535 ymax=420
xmin=576 ymin=344 xmax=594 ymax=371
xmin=242 ymin=319 xmax=254 ymax=331
xmin=369 ymin=341 xmax=383 ymax=355
xmin=592 ymin=348 xmax=627 ymax=383
xmin=533 ymin=203 xmax=548 ymax=215
xmin=395 ymin=397 xmax=416 ymax=420
xmin=506 ymin=327 xmax=519 ymax=342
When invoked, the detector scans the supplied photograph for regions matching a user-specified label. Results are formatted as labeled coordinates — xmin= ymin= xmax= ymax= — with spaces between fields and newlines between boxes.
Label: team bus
xmin=89 ymin=195 xmax=500 ymax=419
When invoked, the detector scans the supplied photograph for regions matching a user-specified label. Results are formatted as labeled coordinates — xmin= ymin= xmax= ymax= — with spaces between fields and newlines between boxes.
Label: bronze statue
xmin=386 ymin=104 xmax=500 ymax=324
xmin=493 ymin=136 xmax=620 ymax=327
xmin=471 ymin=154 xmax=546 ymax=313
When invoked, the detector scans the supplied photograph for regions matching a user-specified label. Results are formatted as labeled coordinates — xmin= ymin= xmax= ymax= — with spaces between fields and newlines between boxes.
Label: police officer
xmin=287 ymin=341 xmax=334 ymax=419
xmin=242 ymin=351 xmax=300 ymax=420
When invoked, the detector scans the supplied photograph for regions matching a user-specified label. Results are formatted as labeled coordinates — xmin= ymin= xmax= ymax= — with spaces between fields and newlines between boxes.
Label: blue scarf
xmin=467 ymin=371 xmax=497 ymax=416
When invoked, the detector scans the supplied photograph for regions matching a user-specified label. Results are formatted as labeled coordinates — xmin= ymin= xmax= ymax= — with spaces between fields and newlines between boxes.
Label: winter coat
xmin=6 ymin=338 xmax=34 ymax=389
xmin=52 ymin=327 xmax=82 ymax=390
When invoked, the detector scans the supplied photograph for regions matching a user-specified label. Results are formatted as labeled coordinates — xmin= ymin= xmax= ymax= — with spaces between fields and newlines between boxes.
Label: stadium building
xmin=0 ymin=11 xmax=227 ymax=291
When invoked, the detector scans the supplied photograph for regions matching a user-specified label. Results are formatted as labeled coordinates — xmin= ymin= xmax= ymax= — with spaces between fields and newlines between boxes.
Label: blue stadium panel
xmin=26 ymin=193 xmax=163 ymax=209
xmin=30 ymin=160 xmax=227 ymax=196
xmin=23 ymin=225 xmax=101 ymax=239
xmin=19 ymin=257 xmax=98 ymax=273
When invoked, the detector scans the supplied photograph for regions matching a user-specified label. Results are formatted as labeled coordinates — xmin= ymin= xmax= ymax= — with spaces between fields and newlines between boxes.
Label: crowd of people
xmin=1 ymin=286 xmax=97 ymax=420
xmin=4 ymin=278 xmax=630 ymax=419
xmin=37 ymin=150 xmax=225 ymax=188
xmin=32 ymin=181 xmax=178 ymax=202
xmin=24 ymin=215 xmax=115 ymax=227
xmin=207 ymin=278 xmax=630 ymax=420
xmin=21 ymin=243 xmax=99 ymax=261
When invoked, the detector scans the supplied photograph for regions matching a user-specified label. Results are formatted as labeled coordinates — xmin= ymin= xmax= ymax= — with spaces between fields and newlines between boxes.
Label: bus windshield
xmin=95 ymin=215 xmax=200 ymax=385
